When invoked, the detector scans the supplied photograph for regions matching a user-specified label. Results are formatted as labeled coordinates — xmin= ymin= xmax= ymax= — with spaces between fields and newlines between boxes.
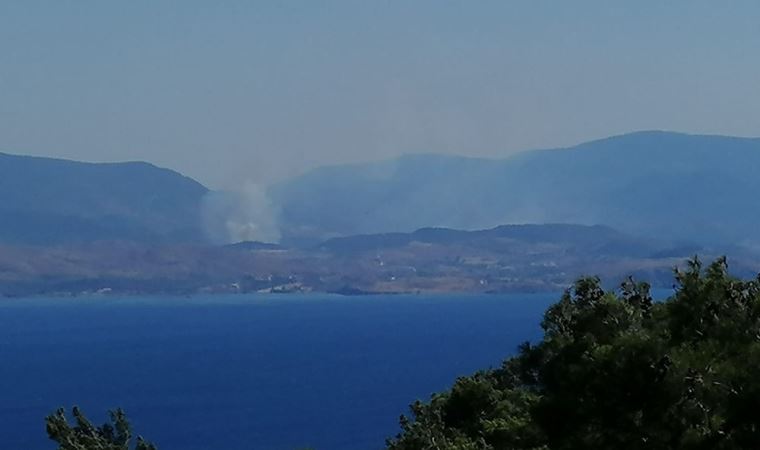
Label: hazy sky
xmin=2 ymin=1 xmax=759 ymax=189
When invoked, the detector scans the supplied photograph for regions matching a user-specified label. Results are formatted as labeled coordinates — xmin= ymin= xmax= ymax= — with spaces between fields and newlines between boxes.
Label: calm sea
xmin=0 ymin=293 xmax=560 ymax=449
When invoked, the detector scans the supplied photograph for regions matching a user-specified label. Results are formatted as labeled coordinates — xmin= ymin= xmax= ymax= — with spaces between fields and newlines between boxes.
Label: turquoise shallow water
xmin=0 ymin=292 xmax=564 ymax=449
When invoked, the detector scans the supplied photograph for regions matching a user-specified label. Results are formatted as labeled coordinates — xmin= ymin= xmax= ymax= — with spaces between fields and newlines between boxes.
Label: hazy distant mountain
xmin=0 ymin=152 xmax=209 ymax=244
xmin=271 ymin=131 xmax=760 ymax=246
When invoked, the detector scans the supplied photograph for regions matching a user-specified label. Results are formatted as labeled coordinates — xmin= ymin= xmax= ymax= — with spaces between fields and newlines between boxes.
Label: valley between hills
xmin=4 ymin=131 xmax=760 ymax=297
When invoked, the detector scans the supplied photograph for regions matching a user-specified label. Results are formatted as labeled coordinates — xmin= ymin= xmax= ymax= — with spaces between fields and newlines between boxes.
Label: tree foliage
xmin=46 ymin=406 xmax=157 ymax=450
xmin=387 ymin=257 xmax=760 ymax=449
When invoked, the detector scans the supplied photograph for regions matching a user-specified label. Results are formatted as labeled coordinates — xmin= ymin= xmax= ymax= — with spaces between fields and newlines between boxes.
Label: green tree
xmin=387 ymin=257 xmax=760 ymax=449
xmin=46 ymin=407 xmax=157 ymax=450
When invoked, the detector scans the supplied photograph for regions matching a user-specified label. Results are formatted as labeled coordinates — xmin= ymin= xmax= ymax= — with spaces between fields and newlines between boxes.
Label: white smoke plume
xmin=201 ymin=182 xmax=281 ymax=244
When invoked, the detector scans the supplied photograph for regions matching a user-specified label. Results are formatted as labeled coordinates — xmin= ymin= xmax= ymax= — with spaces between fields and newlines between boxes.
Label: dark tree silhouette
xmin=46 ymin=407 xmax=156 ymax=450
xmin=388 ymin=257 xmax=760 ymax=449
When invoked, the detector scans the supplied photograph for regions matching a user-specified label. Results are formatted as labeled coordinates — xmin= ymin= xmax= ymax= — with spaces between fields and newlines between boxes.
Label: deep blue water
xmin=0 ymin=293 xmax=559 ymax=450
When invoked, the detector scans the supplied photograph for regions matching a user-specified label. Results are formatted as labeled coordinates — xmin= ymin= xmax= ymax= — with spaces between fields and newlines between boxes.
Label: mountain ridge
xmin=5 ymin=130 xmax=760 ymax=247
xmin=0 ymin=151 xmax=209 ymax=244
xmin=271 ymin=130 xmax=760 ymax=246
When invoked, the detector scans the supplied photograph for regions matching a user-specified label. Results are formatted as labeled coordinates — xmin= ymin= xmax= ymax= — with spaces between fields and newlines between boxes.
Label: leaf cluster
xmin=388 ymin=258 xmax=760 ymax=449
xmin=46 ymin=407 xmax=157 ymax=450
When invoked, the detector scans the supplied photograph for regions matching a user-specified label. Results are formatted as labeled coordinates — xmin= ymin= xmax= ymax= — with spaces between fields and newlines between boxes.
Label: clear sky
xmin=2 ymin=1 xmax=759 ymax=189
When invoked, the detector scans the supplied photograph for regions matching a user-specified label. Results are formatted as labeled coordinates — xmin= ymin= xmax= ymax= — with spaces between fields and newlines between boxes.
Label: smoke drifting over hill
xmin=201 ymin=183 xmax=281 ymax=244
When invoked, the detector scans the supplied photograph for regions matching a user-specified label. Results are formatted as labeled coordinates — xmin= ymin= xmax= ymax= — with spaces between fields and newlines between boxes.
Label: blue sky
xmin=1 ymin=1 xmax=759 ymax=188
